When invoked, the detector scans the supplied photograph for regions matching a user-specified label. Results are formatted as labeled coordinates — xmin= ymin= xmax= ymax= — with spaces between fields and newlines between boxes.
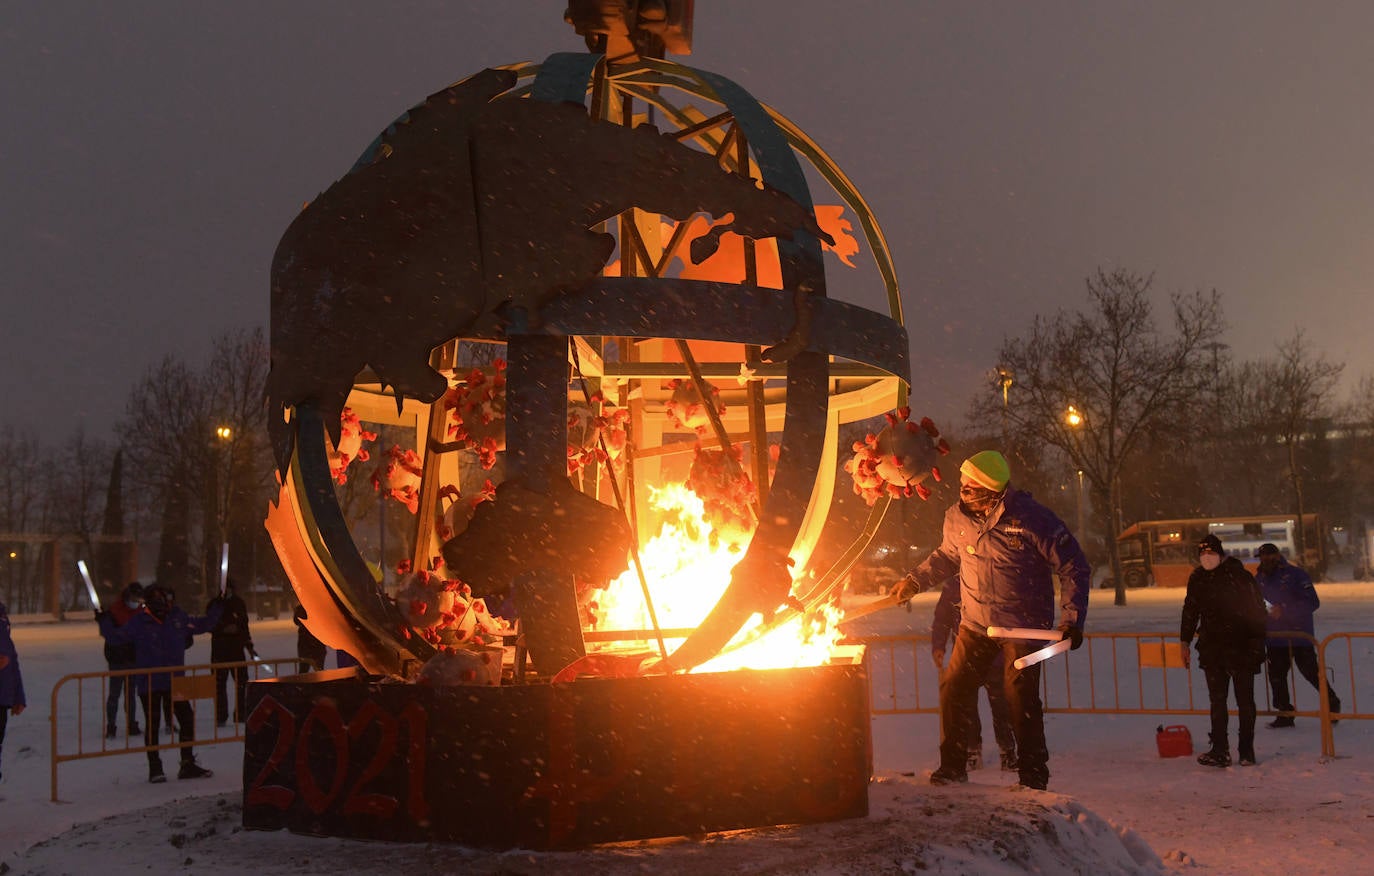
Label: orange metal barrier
xmin=853 ymin=630 xmax=1358 ymax=758
xmin=48 ymin=657 xmax=308 ymax=801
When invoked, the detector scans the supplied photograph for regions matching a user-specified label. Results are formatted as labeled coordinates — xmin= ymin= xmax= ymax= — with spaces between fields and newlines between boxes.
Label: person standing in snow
xmin=97 ymin=585 xmax=222 ymax=783
xmin=206 ymin=578 xmax=253 ymax=725
xmin=293 ymin=602 xmax=326 ymax=673
xmin=1180 ymin=534 xmax=1267 ymax=767
xmin=0 ymin=600 xmax=26 ymax=784
xmin=890 ymin=450 xmax=1090 ymax=791
xmin=930 ymin=575 xmax=1017 ymax=772
xmin=1254 ymin=542 xmax=1340 ymax=728
xmin=102 ymin=581 xmax=145 ymax=739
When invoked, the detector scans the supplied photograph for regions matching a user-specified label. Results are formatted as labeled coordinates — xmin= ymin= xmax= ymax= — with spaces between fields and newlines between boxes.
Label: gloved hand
xmin=888 ymin=574 xmax=920 ymax=603
xmin=931 ymin=648 xmax=945 ymax=670
xmin=1058 ymin=624 xmax=1083 ymax=650
xmin=93 ymin=609 xmax=105 ymax=622
xmin=1180 ymin=641 xmax=1191 ymax=667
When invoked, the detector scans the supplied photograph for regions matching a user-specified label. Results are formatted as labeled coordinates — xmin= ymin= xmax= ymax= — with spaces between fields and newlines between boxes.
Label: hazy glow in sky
xmin=3 ymin=1 xmax=1372 ymax=441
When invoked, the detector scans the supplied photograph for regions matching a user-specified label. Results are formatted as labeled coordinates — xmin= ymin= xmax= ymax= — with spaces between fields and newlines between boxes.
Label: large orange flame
xmin=591 ymin=484 xmax=843 ymax=673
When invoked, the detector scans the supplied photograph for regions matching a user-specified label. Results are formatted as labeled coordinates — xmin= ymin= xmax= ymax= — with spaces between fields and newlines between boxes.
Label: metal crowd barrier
xmin=49 ymin=656 xmax=308 ymax=801
xmin=853 ymin=630 xmax=1360 ymax=759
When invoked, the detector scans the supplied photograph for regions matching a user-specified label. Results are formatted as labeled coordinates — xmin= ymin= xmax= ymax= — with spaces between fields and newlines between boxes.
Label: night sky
xmin=4 ymin=2 xmax=1373 ymax=444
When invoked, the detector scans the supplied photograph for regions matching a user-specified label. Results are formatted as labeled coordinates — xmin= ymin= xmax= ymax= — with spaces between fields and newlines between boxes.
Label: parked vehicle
xmin=1115 ymin=513 xmax=1326 ymax=588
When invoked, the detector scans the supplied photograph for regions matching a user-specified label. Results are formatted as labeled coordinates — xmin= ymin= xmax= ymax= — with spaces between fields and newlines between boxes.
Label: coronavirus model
xmin=247 ymin=2 xmax=940 ymax=849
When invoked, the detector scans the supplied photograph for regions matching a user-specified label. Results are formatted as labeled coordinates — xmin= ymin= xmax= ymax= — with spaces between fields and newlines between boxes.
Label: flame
xmin=591 ymin=484 xmax=844 ymax=673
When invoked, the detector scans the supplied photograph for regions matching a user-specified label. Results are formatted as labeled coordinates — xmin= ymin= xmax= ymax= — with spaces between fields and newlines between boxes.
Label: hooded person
xmin=1255 ymin=542 xmax=1340 ymax=728
xmin=0 ymin=599 xmax=26 ymax=784
xmin=206 ymin=578 xmax=254 ymax=725
xmin=101 ymin=581 xmax=145 ymax=738
xmin=890 ymin=450 xmax=1091 ymax=791
xmin=1180 ymin=534 xmax=1267 ymax=767
xmin=98 ymin=584 xmax=222 ymax=783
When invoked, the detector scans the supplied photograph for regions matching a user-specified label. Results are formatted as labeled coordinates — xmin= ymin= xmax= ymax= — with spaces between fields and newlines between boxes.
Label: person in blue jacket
xmin=0 ymin=600 xmax=27 ymax=785
xmin=891 ymin=450 xmax=1091 ymax=791
xmin=1255 ymin=542 xmax=1340 ymax=728
xmin=931 ymin=576 xmax=1017 ymax=772
xmin=98 ymin=584 xmax=221 ymax=783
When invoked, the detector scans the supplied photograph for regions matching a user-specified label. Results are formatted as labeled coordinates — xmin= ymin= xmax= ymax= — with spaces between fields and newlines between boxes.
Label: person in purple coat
xmin=98 ymin=585 xmax=221 ymax=783
xmin=1255 ymin=543 xmax=1341 ymax=728
xmin=0 ymin=600 xmax=27 ymax=784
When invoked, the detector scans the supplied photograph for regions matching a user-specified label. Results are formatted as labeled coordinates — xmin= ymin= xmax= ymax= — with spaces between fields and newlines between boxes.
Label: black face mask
xmin=959 ymin=482 xmax=1001 ymax=514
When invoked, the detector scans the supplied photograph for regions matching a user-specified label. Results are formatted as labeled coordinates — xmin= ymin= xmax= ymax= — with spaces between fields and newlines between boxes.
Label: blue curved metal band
xmin=531 ymin=52 xmax=603 ymax=105
xmin=690 ymin=68 xmax=822 ymax=266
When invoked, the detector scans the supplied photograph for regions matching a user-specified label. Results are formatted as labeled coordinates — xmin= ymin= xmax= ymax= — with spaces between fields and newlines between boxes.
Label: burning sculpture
xmin=250 ymin=4 xmax=938 ymax=849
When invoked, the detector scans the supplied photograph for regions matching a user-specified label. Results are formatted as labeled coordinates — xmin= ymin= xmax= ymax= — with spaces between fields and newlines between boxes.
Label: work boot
xmin=148 ymin=760 xmax=167 ymax=784
xmin=966 ymin=747 xmax=983 ymax=771
xmin=105 ymin=723 xmax=117 ymax=740
xmin=128 ymin=723 xmax=142 ymax=736
xmin=1000 ymin=750 xmax=1018 ymax=772
xmin=178 ymin=759 xmax=213 ymax=780
xmin=1238 ymin=747 xmax=1257 ymax=766
xmin=1197 ymin=749 xmax=1231 ymax=768
xmin=1266 ymin=716 xmax=1295 ymax=729
xmin=928 ymin=766 xmax=968 ymax=786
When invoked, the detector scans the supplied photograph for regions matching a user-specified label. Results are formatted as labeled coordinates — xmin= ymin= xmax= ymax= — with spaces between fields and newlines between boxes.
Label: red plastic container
xmin=1156 ymin=724 xmax=1193 ymax=758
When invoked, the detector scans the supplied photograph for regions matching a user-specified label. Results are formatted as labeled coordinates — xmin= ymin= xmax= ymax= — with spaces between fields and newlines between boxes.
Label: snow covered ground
xmin=3 ymin=580 xmax=1373 ymax=875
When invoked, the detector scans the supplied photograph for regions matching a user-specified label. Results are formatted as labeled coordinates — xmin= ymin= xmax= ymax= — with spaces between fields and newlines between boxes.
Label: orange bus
xmin=1116 ymin=514 xmax=1325 ymax=588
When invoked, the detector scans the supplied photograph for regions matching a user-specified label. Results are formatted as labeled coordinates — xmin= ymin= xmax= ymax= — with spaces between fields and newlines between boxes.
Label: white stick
xmin=987 ymin=626 xmax=1061 ymax=641
xmin=77 ymin=560 xmax=100 ymax=610
xmin=1013 ymin=637 xmax=1073 ymax=670
xmin=219 ymin=542 xmax=229 ymax=593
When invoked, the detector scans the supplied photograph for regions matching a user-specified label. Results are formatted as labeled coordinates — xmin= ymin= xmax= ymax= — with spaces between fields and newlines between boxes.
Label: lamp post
xmin=1065 ymin=406 xmax=1086 ymax=540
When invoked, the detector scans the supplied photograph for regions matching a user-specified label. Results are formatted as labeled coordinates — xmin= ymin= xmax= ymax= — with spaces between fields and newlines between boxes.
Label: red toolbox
xmin=1156 ymin=724 xmax=1193 ymax=758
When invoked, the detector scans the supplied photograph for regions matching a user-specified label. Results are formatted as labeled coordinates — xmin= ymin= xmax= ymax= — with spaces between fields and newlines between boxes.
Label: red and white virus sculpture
xmin=328 ymin=406 xmax=378 ymax=484
xmin=843 ymin=407 xmax=950 ymax=505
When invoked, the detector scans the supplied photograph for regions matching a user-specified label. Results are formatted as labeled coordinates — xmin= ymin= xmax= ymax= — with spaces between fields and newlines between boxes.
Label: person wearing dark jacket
xmin=891 ymin=450 xmax=1091 ymax=791
xmin=102 ymin=582 xmax=145 ymax=738
xmin=293 ymin=602 xmax=326 ymax=673
xmin=0 ymin=600 xmax=26 ymax=784
xmin=206 ymin=579 xmax=254 ymax=725
xmin=931 ymin=576 xmax=1017 ymax=772
xmin=1255 ymin=542 xmax=1340 ymax=728
xmin=98 ymin=585 xmax=222 ymax=783
xmin=1180 ymin=534 xmax=1267 ymax=767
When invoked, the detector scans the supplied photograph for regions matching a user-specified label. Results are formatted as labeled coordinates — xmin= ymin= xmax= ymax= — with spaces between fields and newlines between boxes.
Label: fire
xmin=591 ymin=484 xmax=844 ymax=673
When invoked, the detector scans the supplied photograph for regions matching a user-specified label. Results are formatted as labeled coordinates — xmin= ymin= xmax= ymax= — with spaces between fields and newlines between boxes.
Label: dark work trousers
xmin=105 ymin=660 xmax=139 ymax=732
xmin=940 ymin=626 xmax=1047 ymax=788
xmin=964 ymin=653 xmax=1017 ymax=758
xmin=1203 ymin=659 xmax=1257 ymax=756
xmin=214 ymin=664 xmax=248 ymax=724
xmin=1266 ymin=644 xmax=1338 ymax=713
xmin=138 ymin=690 xmax=196 ymax=768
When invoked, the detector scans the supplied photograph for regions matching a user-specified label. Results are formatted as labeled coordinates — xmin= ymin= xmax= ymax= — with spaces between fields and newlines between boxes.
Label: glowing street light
xmin=216 ymin=425 xmax=233 ymax=441
xmin=1065 ymin=405 xmax=1082 ymax=428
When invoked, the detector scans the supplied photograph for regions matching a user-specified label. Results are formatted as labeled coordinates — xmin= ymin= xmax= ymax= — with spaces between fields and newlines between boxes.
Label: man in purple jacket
xmin=98 ymin=585 xmax=221 ymax=783
xmin=1255 ymin=543 xmax=1340 ymax=728
xmin=890 ymin=450 xmax=1091 ymax=791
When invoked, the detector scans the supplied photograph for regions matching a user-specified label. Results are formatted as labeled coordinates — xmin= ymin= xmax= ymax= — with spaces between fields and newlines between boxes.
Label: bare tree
xmin=1246 ymin=330 xmax=1343 ymax=561
xmin=970 ymin=268 xmax=1224 ymax=605
xmin=0 ymin=425 xmax=45 ymax=609
xmin=121 ymin=355 xmax=212 ymax=598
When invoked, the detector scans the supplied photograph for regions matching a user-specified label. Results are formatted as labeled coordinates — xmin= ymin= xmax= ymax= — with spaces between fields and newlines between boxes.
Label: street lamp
xmin=1064 ymin=406 xmax=1087 ymax=540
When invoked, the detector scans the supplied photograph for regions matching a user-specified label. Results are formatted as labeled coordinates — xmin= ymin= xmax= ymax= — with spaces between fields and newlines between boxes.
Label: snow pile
xmin=5 ymin=580 xmax=1374 ymax=874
